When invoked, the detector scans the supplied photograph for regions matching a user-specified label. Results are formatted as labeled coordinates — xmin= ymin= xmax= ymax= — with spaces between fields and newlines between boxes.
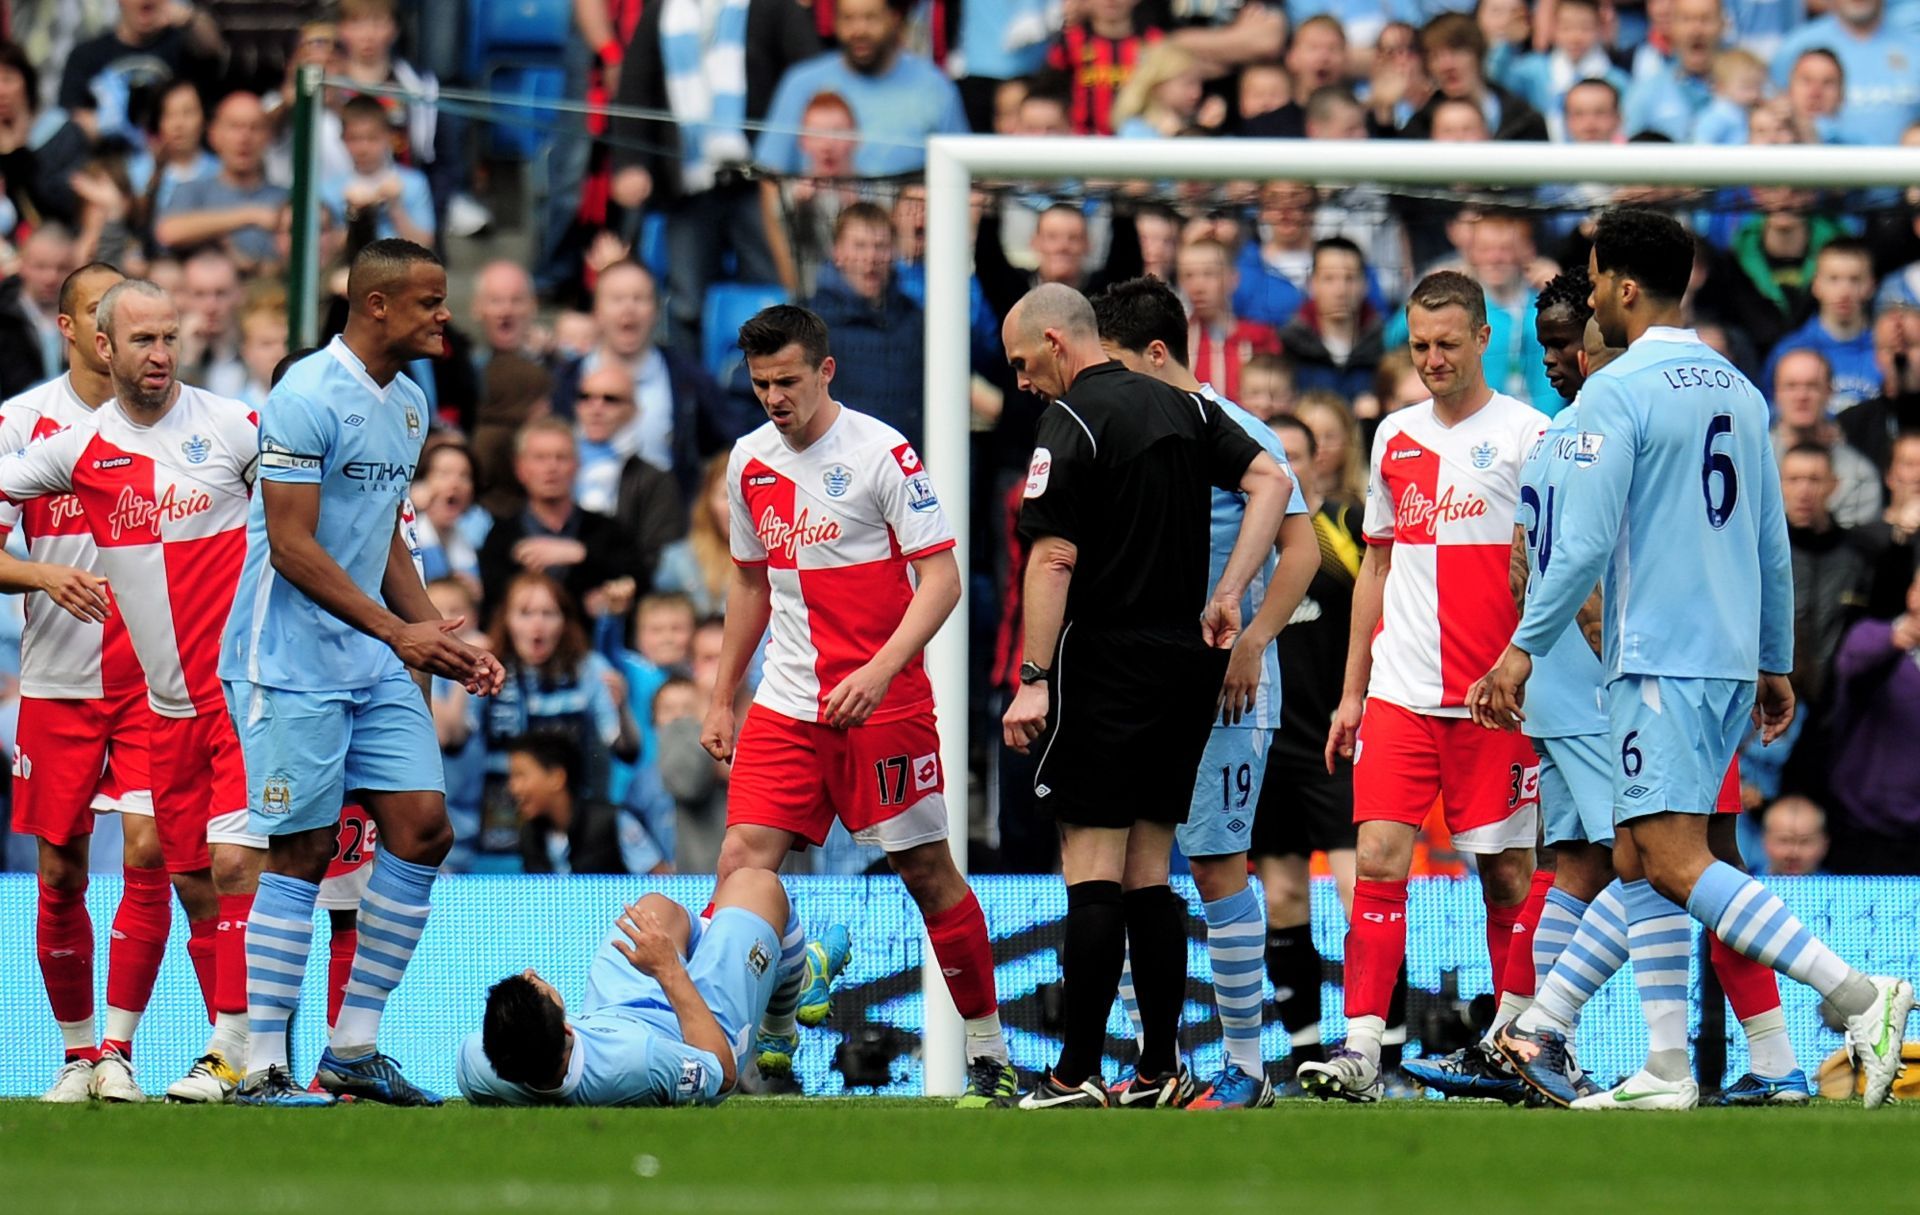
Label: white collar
xmin=1635 ymin=325 xmax=1698 ymax=346
xmin=326 ymin=334 xmax=395 ymax=402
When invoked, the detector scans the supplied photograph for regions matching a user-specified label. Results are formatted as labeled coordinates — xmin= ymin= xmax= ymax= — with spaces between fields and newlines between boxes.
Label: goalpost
xmin=916 ymin=137 xmax=1920 ymax=1094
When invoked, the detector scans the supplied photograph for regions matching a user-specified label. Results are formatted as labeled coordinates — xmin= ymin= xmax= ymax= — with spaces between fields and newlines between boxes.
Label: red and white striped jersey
xmin=727 ymin=406 xmax=955 ymax=725
xmin=0 ymin=376 xmax=145 ymax=700
xmin=1362 ymin=392 xmax=1547 ymax=717
xmin=0 ymin=385 xmax=258 ymax=720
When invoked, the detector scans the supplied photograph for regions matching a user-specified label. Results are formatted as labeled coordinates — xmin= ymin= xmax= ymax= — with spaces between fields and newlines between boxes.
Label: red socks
xmin=1485 ymin=895 xmax=1526 ymax=1002
xmin=106 ymin=865 xmax=171 ymax=1022
xmin=1500 ymin=869 xmax=1555 ymax=1000
xmin=187 ymin=916 xmax=218 ymax=1021
xmin=215 ymin=894 xmax=253 ymax=1017
xmin=924 ymin=890 xmax=998 ymax=1020
xmin=1344 ymin=879 xmax=1408 ymax=1020
xmin=36 ymin=878 xmax=96 ymax=1057
xmin=1709 ymin=932 xmax=1783 ymax=1020
xmin=328 ymin=927 xmax=359 ymax=1030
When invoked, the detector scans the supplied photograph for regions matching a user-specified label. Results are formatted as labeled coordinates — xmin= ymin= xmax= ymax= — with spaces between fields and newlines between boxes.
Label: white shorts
xmin=316 ymin=864 xmax=373 ymax=912
xmin=1448 ymin=797 xmax=1540 ymax=857
xmin=91 ymin=789 xmax=155 ymax=817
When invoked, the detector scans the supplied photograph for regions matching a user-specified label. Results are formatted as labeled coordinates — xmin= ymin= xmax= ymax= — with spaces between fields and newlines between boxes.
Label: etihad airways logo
xmin=107 ymin=483 xmax=212 ymax=541
xmin=757 ymin=506 xmax=841 ymax=561
xmin=1397 ymin=482 xmax=1487 ymax=534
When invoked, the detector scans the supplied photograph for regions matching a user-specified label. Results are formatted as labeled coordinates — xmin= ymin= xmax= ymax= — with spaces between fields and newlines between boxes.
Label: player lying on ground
xmin=460 ymin=869 xmax=798 ymax=1106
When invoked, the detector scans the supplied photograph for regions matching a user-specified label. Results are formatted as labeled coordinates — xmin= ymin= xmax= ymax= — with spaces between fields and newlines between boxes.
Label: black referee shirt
xmin=1017 ymin=361 xmax=1264 ymax=633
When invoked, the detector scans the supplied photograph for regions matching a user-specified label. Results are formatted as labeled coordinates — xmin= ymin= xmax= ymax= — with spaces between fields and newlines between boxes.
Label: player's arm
xmin=261 ymin=480 xmax=491 ymax=690
xmin=611 ymin=902 xmax=736 ymax=1093
xmin=699 ymin=562 xmax=771 ymax=762
xmin=1220 ymin=501 xmax=1316 ymax=724
xmin=152 ymin=203 xmax=279 ymax=251
xmin=0 ymin=430 xmax=107 ymax=620
xmin=1203 ymin=453 xmax=1289 ymax=648
xmin=1325 ymin=538 xmax=1389 ymax=772
xmin=1752 ymin=424 xmax=1797 ymax=743
xmin=0 ymin=532 xmax=110 ymax=622
xmin=822 ymin=547 xmax=959 ymax=728
xmin=1576 ymin=584 xmax=1604 ymax=658
xmin=1473 ymin=387 xmax=1636 ymax=730
xmin=1507 ymin=523 xmax=1529 ymax=613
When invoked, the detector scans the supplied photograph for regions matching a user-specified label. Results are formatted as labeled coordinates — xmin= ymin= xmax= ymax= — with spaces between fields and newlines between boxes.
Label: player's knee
xmin=890 ymin=843 xmax=962 ymax=908
xmin=37 ymin=843 xmax=89 ymax=892
xmin=1188 ymin=857 xmax=1246 ymax=903
xmin=715 ymin=867 xmax=787 ymax=922
xmin=388 ymin=816 xmax=454 ymax=867
xmin=1353 ymin=837 xmax=1408 ymax=883
xmin=1478 ymin=851 xmax=1532 ymax=905
xmin=121 ymin=828 xmax=163 ymax=871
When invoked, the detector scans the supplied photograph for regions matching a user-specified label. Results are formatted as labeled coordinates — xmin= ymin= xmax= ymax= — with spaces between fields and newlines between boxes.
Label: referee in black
xmin=1000 ymin=282 xmax=1292 ymax=1109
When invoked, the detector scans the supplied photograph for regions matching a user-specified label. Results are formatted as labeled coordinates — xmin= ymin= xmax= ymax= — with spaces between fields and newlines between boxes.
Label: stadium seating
xmin=701 ymin=283 xmax=789 ymax=381
xmin=462 ymin=0 xmax=570 ymax=82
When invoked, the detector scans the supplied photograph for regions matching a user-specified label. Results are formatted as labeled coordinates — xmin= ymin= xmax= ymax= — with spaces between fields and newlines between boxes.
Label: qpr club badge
xmin=1470 ymin=440 xmax=1496 ymax=470
xmin=180 ymin=434 xmax=211 ymax=464
xmin=822 ymin=464 xmax=853 ymax=498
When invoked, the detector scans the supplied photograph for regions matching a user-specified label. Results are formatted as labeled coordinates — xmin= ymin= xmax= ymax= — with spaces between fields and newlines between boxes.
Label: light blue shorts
xmin=1535 ymin=733 xmax=1615 ymax=847
xmin=1607 ymin=675 xmax=1752 ymax=825
xmin=1178 ymin=728 xmax=1271 ymax=859
xmin=590 ymin=907 xmax=781 ymax=1057
xmin=226 ymin=671 xmax=444 ymax=837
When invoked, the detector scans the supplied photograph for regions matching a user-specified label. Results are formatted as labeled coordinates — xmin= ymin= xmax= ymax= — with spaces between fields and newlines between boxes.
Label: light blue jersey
xmin=458 ymin=907 xmax=777 ymax=1107
xmin=1201 ymin=386 xmax=1309 ymax=730
xmin=1516 ymin=402 xmax=1608 ymax=740
xmin=1512 ymin=327 xmax=1793 ymax=682
xmin=220 ymin=337 xmax=430 ymax=692
xmin=1770 ymin=17 xmax=1920 ymax=146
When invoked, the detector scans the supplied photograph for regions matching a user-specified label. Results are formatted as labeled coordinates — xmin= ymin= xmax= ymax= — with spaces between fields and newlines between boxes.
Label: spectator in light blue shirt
xmin=1497 ymin=0 xmax=1629 ymax=141
xmin=153 ymin=91 xmax=287 ymax=268
xmin=1762 ymin=238 xmax=1883 ymax=412
xmin=1691 ymin=48 xmax=1770 ymax=144
xmin=1623 ymin=0 xmax=1723 ymax=140
xmin=318 ymin=96 xmax=435 ymax=248
xmin=1724 ymin=0 xmax=1806 ymax=61
xmin=1771 ymin=0 xmax=1920 ymax=146
xmin=756 ymin=0 xmax=969 ymax=179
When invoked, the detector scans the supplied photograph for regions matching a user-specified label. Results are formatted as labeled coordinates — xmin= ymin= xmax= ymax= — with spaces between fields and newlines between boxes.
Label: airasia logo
xmin=47 ymin=495 xmax=84 ymax=527
xmin=107 ymin=483 xmax=212 ymax=541
xmin=1397 ymin=482 xmax=1487 ymax=535
xmin=757 ymin=506 xmax=841 ymax=561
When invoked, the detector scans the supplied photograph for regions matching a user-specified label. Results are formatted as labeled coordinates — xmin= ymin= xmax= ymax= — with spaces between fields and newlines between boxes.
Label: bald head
xmin=1001 ymin=283 xmax=1102 ymax=400
xmin=1011 ymin=282 xmax=1098 ymax=345
xmin=474 ymin=260 xmax=536 ymax=354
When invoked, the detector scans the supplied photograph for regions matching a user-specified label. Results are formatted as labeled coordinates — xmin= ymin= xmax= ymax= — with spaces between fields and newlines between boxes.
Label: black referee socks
xmin=1057 ymin=880 xmax=1125 ymax=1086
xmin=1123 ymin=885 xmax=1188 ymax=1080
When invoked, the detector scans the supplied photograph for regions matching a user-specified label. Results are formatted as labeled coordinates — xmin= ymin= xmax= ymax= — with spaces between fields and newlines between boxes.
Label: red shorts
xmin=150 ymin=712 xmax=257 ymax=874
xmin=317 ymin=803 xmax=377 ymax=911
xmin=10 ymin=688 xmax=155 ymax=846
xmin=727 ymin=704 xmax=949 ymax=850
xmin=1715 ymin=758 xmax=1742 ymax=814
xmin=1353 ymin=699 xmax=1540 ymax=853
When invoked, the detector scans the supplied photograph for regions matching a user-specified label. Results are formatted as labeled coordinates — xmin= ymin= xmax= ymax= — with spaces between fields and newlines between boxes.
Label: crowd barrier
xmin=2 ymin=874 xmax=1915 ymax=1098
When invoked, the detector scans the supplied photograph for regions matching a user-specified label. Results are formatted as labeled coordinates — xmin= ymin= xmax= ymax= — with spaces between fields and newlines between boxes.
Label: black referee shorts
xmin=1251 ymin=733 xmax=1357 ymax=857
xmin=1031 ymin=624 xmax=1227 ymax=829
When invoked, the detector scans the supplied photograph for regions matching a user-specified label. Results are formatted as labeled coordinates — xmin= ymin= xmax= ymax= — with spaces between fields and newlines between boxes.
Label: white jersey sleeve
xmin=1361 ymin=418 xmax=1395 ymax=542
xmin=726 ymin=442 xmax=767 ymax=566
xmin=868 ymin=440 xmax=954 ymax=560
xmin=0 ymin=425 xmax=85 ymax=505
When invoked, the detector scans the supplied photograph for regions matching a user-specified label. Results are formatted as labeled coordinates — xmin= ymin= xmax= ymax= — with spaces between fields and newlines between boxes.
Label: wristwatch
xmin=1018 ymin=660 xmax=1051 ymax=686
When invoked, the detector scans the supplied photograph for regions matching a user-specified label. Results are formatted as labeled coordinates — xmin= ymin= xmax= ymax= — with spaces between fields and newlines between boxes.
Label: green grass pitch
xmin=5 ymin=1098 xmax=1915 ymax=1214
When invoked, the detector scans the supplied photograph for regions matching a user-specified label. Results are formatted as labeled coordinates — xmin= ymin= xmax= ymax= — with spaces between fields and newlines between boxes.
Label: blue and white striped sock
xmin=1118 ymin=946 xmax=1145 ymax=1052
xmin=1517 ymin=879 xmax=1629 ymax=1034
xmin=1532 ymin=887 xmax=1588 ymax=992
xmin=1688 ymin=860 xmax=1874 ymax=1015
xmin=760 ymin=905 xmax=807 ymax=1036
xmin=1623 ymin=880 xmax=1692 ymax=1081
xmin=330 ymin=848 xmax=436 ymax=1060
xmin=1204 ymin=886 xmax=1267 ymax=1076
xmin=245 ymin=872 xmax=318 ymax=1079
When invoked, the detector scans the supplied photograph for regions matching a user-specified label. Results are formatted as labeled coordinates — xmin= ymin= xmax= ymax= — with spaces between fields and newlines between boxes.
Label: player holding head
xmin=698 ymin=304 xmax=1013 ymax=1106
xmin=0 ymin=278 xmax=277 ymax=1105
xmin=1091 ymin=276 xmax=1317 ymax=1108
xmin=0 ymin=261 xmax=175 ymax=1103
xmin=221 ymin=239 xmax=506 ymax=1107
xmin=461 ymin=869 xmax=796 ymax=1106
xmin=1476 ymin=207 xmax=1915 ymax=1110
xmin=1303 ymin=271 xmax=1548 ymax=1103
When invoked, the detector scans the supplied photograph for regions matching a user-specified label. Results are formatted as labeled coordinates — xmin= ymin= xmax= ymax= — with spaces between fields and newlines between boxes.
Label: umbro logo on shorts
xmin=1035 ymin=784 xmax=1051 ymax=798
xmin=1623 ymin=784 xmax=1652 ymax=800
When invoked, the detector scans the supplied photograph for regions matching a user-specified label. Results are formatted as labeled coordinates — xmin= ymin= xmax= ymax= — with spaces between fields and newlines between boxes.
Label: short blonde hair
xmin=1110 ymin=43 xmax=1200 ymax=128
xmin=1711 ymin=48 xmax=1767 ymax=91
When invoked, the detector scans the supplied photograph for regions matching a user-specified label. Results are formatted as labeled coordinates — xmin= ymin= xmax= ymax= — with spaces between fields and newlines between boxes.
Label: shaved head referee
xmin=1000 ymin=282 xmax=1293 ymax=1108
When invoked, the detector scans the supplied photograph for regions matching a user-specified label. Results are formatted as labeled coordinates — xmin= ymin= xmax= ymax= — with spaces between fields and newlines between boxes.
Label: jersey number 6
xmin=1702 ymin=413 xmax=1738 ymax=530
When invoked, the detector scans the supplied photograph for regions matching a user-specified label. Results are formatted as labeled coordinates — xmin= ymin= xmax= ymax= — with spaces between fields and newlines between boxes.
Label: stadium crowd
xmin=0 ymin=0 xmax=1918 ymax=884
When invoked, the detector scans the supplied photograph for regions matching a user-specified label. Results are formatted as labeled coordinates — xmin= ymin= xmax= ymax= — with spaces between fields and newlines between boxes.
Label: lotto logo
xmin=912 ymin=753 xmax=938 ymax=792
xmin=891 ymin=444 xmax=922 ymax=476
xmin=10 ymin=747 xmax=28 ymax=780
